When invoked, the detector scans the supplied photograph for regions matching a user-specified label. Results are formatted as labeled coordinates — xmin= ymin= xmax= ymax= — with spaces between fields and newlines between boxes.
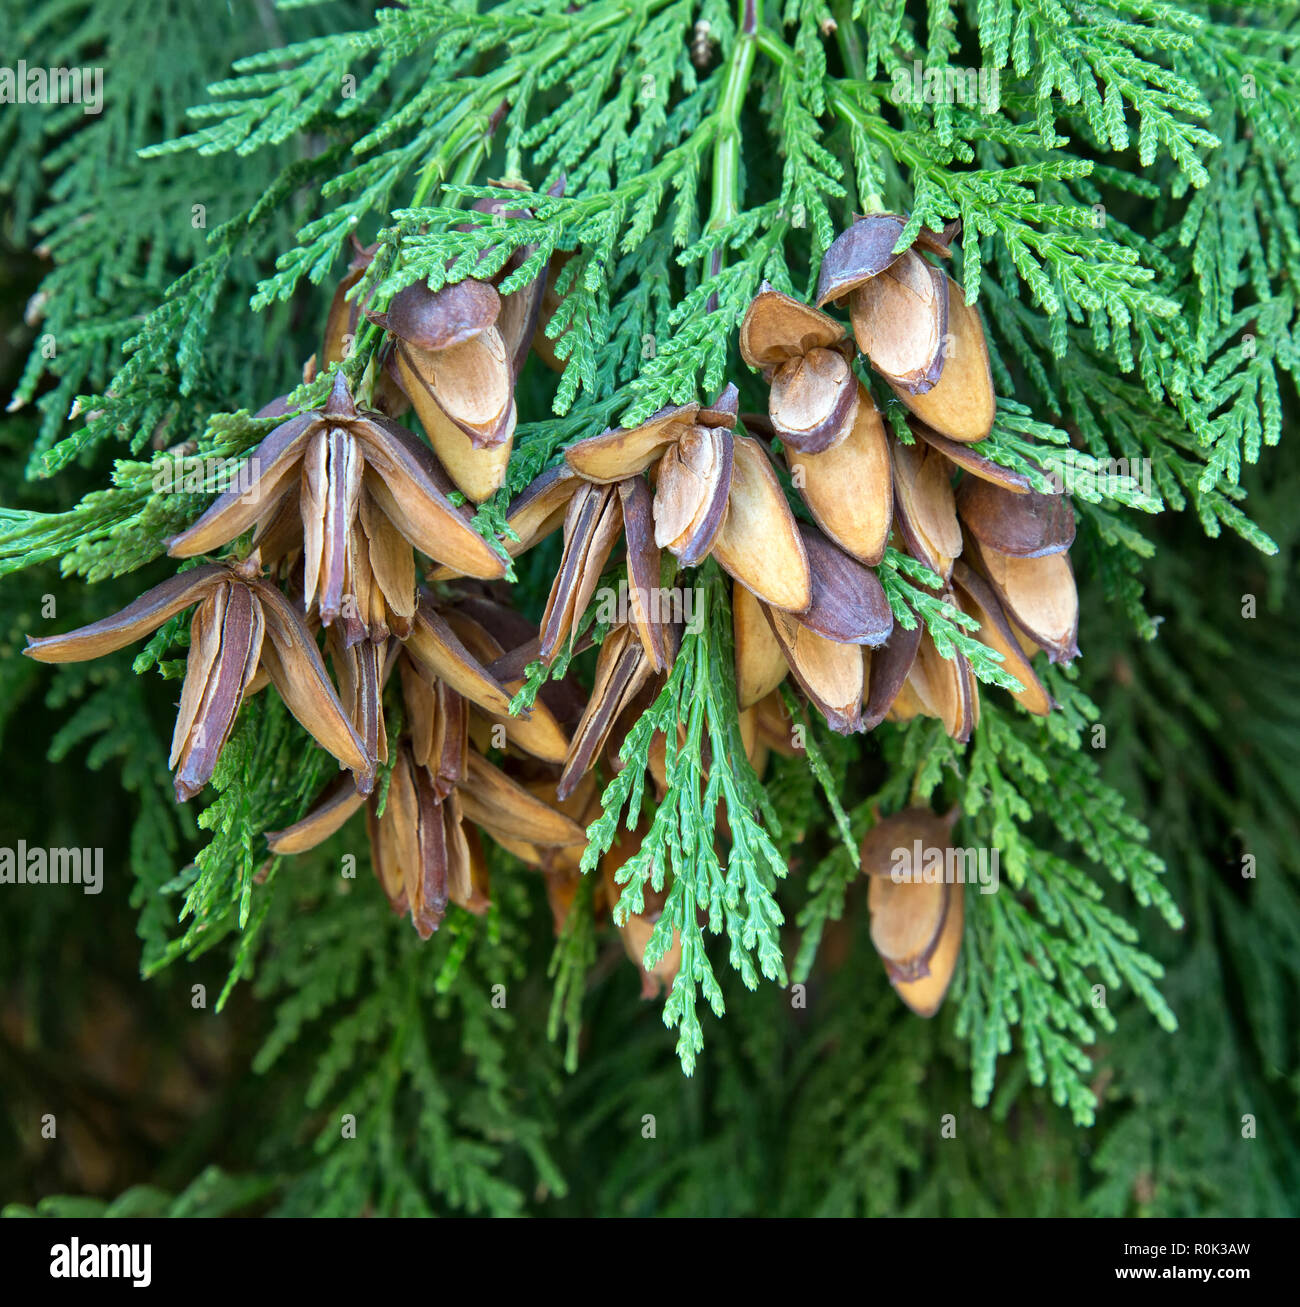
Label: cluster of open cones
xmin=746 ymin=213 xmax=1081 ymax=1015
xmin=20 ymin=185 xmax=680 ymax=986
xmin=722 ymin=212 xmax=1078 ymax=768
xmin=22 ymin=205 xmax=1081 ymax=1011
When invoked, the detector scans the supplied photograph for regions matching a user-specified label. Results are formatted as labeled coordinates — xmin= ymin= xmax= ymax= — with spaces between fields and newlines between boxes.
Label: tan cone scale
xmin=711 ymin=435 xmax=811 ymax=613
xmin=783 ymin=383 xmax=893 ymax=566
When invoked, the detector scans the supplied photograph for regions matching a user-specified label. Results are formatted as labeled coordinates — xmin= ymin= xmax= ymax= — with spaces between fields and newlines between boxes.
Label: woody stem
xmin=702 ymin=1 xmax=759 ymax=298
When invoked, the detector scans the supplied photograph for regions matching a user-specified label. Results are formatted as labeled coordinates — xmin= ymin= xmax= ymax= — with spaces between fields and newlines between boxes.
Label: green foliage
xmin=3 ymin=1165 xmax=278 ymax=1218
xmin=249 ymin=871 xmax=566 ymax=1216
xmin=0 ymin=0 xmax=345 ymax=475
xmin=580 ymin=560 xmax=788 ymax=1073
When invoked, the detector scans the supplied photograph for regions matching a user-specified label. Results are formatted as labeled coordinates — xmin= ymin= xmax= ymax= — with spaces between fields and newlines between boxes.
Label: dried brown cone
xmin=963 ymin=530 xmax=1080 ymax=665
xmin=348 ymin=585 xmax=580 ymax=801
xmin=732 ymin=523 xmax=893 ymax=735
xmin=398 ymin=654 xmax=470 ymax=796
xmin=709 ymin=432 xmax=811 ymax=612
xmin=885 ymin=592 xmax=981 ymax=744
xmin=817 ymin=214 xmax=995 ymax=442
xmin=512 ymin=471 xmax=670 ymax=673
xmin=956 ymin=474 xmax=1079 ymax=666
xmin=762 ymin=608 xmax=864 ymax=735
xmin=861 ymin=806 xmax=965 ymax=1017
xmin=557 ymin=618 xmax=674 ymax=800
xmin=24 ymin=558 xmax=372 ymax=802
xmin=957 ymin=475 xmax=1076 ymax=559
xmin=736 ymin=286 xmax=893 ymax=568
xmin=520 ymin=395 xmax=742 ymax=671
xmin=498 ymin=463 xmax=579 ymax=561
xmin=867 ymin=436 xmax=1074 ymax=729
xmin=564 ymin=395 xmax=729 ymax=475
xmin=890 ymin=434 xmax=962 ymax=584
xmin=733 ymin=579 xmax=788 ymax=711
xmin=479 ymin=771 xmax=603 ymax=926
xmin=779 ymin=381 xmax=893 ymax=567
xmin=816 ymin=214 xmax=949 ymax=391
xmin=561 ymin=387 xmax=817 ymax=613
xmin=739 ymin=285 xmax=858 ymax=455
xmin=652 ymin=410 xmax=734 ymax=567
xmin=951 ymin=560 xmax=1053 ymax=716
xmin=895 ymin=283 xmax=996 ymax=444
xmin=455 ymin=750 xmax=587 ymax=854
xmin=371 ymin=743 xmax=455 ymax=937
xmin=401 ymin=596 xmax=517 ymax=720
xmin=265 ymin=756 xmax=459 ymax=936
xmin=266 ymin=660 xmax=584 ymax=939
xmin=260 ymin=485 xmax=418 ymax=647
xmin=265 ymin=747 xmax=486 ymax=941
xmin=889 ymin=416 xmax=1075 ymax=703
xmin=537 ymin=480 xmax=630 ymax=664
xmin=440 ymin=596 xmax=575 ymax=765
xmin=325 ymin=625 xmax=392 ymax=787
xmin=166 ymin=373 xmax=505 ymax=636
xmin=369 ymin=277 xmax=517 ymax=502
xmin=861 ymin=607 xmax=924 ymax=731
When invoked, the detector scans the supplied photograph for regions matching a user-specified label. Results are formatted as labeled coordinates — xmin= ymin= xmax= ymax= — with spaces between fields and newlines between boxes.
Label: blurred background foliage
xmin=1 ymin=0 xmax=1297 ymax=1217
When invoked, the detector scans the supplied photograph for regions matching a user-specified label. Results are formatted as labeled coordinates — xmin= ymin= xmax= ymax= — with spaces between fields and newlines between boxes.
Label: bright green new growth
xmin=2 ymin=1 xmax=1297 ymax=1198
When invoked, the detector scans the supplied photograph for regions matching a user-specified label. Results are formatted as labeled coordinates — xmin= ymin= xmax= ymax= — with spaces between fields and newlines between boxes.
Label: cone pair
xmin=561 ymin=388 xmax=819 ymax=615
xmin=739 ymin=287 xmax=895 ymax=568
xmin=816 ymin=214 xmax=995 ymax=443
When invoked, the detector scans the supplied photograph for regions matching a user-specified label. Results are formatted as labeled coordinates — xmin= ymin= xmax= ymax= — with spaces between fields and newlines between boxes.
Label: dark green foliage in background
xmin=0 ymin=0 xmax=1297 ymax=1216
